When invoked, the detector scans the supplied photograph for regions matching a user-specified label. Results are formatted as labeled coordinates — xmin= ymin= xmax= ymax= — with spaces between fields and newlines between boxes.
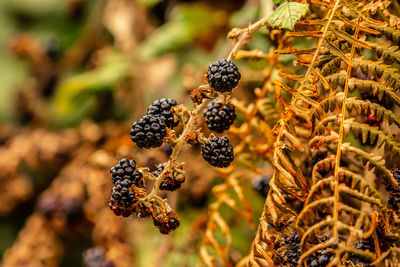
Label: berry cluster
xmin=152 ymin=211 xmax=180 ymax=235
xmin=109 ymin=59 xmax=241 ymax=234
xmin=130 ymin=115 xmax=167 ymax=149
xmin=130 ymin=98 xmax=179 ymax=149
xmin=147 ymin=98 xmax=178 ymax=128
xmin=202 ymin=136 xmax=234 ymax=168
xmin=350 ymin=239 xmax=374 ymax=265
xmin=110 ymin=158 xmax=143 ymax=187
xmin=207 ymin=59 xmax=241 ymax=92
xmin=283 ymin=233 xmax=301 ymax=267
xmin=108 ymin=159 xmax=148 ymax=217
xmin=384 ymin=168 xmax=400 ymax=210
xmin=307 ymin=250 xmax=334 ymax=267
xmin=153 ymin=163 xmax=185 ymax=191
xmin=203 ymin=100 xmax=236 ymax=132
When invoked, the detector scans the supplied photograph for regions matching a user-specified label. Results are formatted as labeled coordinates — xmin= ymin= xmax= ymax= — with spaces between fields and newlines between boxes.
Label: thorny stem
xmin=146 ymin=100 xmax=208 ymax=200
xmin=227 ymin=16 xmax=271 ymax=61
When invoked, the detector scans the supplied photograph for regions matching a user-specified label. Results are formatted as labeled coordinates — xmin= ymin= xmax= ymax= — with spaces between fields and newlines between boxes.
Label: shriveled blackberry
xmin=252 ymin=175 xmax=270 ymax=198
xmin=147 ymin=98 xmax=178 ymax=128
xmin=130 ymin=115 xmax=167 ymax=148
xmin=203 ymin=100 xmax=236 ymax=132
xmin=83 ymin=247 xmax=114 ymax=267
xmin=206 ymin=59 xmax=241 ymax=92
xmin=110 ymin=158 xmax=143 ymax=187
xmin=283 ymin=233 xmax=301 ymax=267
xmin=202 ymin=136 xmax=234 ymax=168
xmin=153 ymin=163 xmax=183 ymax=191
xmin=109 ymin=186 xmax=150 ymax=218
xmin=153 ymin=212 xmax=180 ymax=234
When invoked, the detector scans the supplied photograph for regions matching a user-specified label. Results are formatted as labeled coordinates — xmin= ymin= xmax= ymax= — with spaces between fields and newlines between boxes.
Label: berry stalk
xmin=146 ymin=99 xmax=209 ymax=199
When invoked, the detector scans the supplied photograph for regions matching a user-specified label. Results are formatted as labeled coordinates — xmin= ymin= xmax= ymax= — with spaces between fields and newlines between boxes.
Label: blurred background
xmin=0 ymin=0 xmax=274 ymax=265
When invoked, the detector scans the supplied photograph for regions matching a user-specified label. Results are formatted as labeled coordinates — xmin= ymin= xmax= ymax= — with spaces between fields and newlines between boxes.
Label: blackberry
xmin=252 ymin=175 xmax=270 ymax=198
xmin=111 ymin=181 xmax=138 ymax=207
xmin=203 ymin=100 xmax=236 ymax=132
xmin=153 ymin=163 xmax=183 ymax=191
xmin=110 ymin=158 xmax=143 ymax=187
xmin=147 ymin=98 xmax=178 ymax=128
xmin=206 ymin=59 xmax=241 ymax=92
xmin=83 ymin=247 xmax=114 ymax=267
xmin=306 ymin=250 xmax=334 ymax=267
xmin=153 ymin=212 xmax=180 ymax=235
xmin=37 ymin=195 xmax=83 ymax=222
xmin=130 ymin=115 xmax=167 ymax=148
xmin=385 ymin=168 xmax=400 ymax=210
xmin=283 ymin=234 xmax=301 ymax=267
xmin=350 ymin=239 xmax=374 ymax=266
xmin=202 ymin=136 xmax=234 ymax=168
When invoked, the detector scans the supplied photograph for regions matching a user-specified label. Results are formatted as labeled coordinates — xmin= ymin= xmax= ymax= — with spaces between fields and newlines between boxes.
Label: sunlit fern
xmin=241 ymin=0 xmax=400 ymax=266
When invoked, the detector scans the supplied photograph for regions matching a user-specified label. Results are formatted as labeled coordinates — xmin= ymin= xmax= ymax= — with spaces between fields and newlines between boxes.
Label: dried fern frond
xmin=239 ymin=0 xmax=400 ymax=266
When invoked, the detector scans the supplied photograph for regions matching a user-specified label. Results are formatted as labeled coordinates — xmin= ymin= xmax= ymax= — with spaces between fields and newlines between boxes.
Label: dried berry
xmin=147 ymin=98 xmax=178 ymax=128
xmin=206 ymin=59 xmax=241 ymax=92
xmin=130 ymin=115 xmax=167 ymax=148
xmin=153 ymin=212 xmax=180 ymax=235
xmin=203 ymin=100 xmax=236 ymax=132
xmin=153 ymin=163 xmax=183 ymax=191
xmin=202 ymin=136 xmax=234 ymax=168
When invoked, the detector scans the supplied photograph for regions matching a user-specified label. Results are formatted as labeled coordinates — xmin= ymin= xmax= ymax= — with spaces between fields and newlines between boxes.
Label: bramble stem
xmin=146 ymin=100 xmax=208 ymax=199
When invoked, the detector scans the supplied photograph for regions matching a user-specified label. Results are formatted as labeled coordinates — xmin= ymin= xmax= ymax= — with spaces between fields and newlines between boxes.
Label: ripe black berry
xmin=306 ymin=250 xmax=334 ymax=267
xmin=207 ymin=59 xmax=241 ymax=92
xmin=110 ymin=158 xmax=143 ymax=187
xmin=202 ymin=136 xmax=234 ymax=168
xmin=153 ymin=163 xmax=183 ymax=191
xmin=203 ymin=100 xmax=236 ymax=132
xmin=147 ymin=98 xmax=178 ymax=128
xmin=130 ymin=115 xmax=167 ymax=148
xmin=283 ymin=233 xmax=301 ymax=267
xmin=111 ymin=181 xmax=138 ymax=208
xmin=350 ymin=239 xmax=373 ymax=265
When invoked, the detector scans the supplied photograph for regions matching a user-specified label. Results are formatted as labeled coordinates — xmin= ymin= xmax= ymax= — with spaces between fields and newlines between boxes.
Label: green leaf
xmin=266 ymin=1 xmax=309 ymax=31
xmin=273 ymin=0 xmax=286 ymax=4
xmin=136 ymin=3 xmax=222 ymax=60
xmin=52 ymin=49 xmax=132 ymax=125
